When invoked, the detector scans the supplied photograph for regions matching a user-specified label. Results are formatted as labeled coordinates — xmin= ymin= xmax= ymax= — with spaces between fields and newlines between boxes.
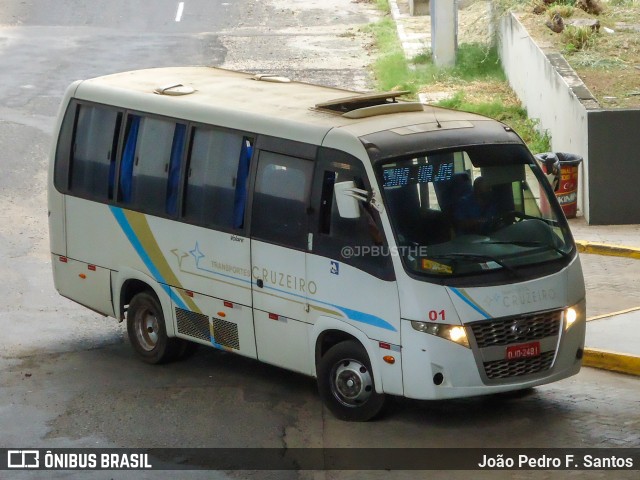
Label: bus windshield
xmin=377 ymin=144 xmax=574 ymax=278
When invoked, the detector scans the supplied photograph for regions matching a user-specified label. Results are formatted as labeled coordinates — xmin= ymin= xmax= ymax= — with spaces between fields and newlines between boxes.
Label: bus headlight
xmin=411 ymin=321 xmax=470 ymax=348
xmin=564 ymin=300 xmax=585 ymax=331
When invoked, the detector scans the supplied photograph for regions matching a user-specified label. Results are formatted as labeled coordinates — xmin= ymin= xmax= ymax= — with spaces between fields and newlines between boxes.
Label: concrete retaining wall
xmin=498 ymin=13 xmax=592 ymax=219
xmin=499 ymin=12 xmax=640 ymax=225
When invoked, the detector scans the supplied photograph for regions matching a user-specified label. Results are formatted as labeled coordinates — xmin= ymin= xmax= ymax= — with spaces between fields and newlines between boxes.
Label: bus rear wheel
xmin=317 ymin=340 xmax=386 ymax=421
xmin=127 ymin=291 xmax=180 ymax=364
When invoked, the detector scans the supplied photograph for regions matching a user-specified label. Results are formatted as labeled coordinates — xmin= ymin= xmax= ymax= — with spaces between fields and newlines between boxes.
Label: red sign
xmin=506 ymin=342 xmax=541 ymax=361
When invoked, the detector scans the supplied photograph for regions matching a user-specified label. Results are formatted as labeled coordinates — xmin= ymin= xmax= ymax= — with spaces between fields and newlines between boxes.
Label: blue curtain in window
xmin=233 ymin=140 xmax=252 ymax=229
xmin=108 ymin=158 xmax=116 ymax=199
xmin=119 ymin=116 xmax=140 ymax=203
xmin=166 ymin=124 xmax=186 ymax=215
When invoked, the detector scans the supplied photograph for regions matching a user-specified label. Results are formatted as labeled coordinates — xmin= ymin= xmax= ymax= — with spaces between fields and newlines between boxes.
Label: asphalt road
xmin=0 ymin=1 xmax=638 ymax=479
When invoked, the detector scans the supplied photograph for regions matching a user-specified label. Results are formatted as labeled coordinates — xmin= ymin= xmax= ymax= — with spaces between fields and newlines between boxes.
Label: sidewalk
xmin=388 ymin=0 xmax=640 ymax=377
xmin=568 ymin=217 xmax=640 ymax=377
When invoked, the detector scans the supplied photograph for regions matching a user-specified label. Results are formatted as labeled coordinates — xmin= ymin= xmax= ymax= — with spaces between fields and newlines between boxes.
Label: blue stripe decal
xmin=259 ymin=282 xmax=397 ymax=332
xmin=189 ymin=242 xmax=397 ymax=332
xmin=332 ymin=305 xmax=397 ymax=332
xmin=450 ymin=287 xmax=491 ymax=319
xmin=191 ymin=241 xmax=395 ymax=331
xmin=112 ymin=211 xmax=394 ymax=332
xmin=110 ymin=207 xmax=189 ymax=311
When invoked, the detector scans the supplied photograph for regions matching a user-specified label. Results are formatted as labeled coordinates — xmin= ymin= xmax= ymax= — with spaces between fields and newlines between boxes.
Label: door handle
xmin=256 ymin=279 xmax=264 ymax=288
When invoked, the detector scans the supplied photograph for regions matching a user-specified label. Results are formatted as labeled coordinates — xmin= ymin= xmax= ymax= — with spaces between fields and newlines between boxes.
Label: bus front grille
xmin=483 ymin=351 xmax=555 ymax=379
xmin=469 ymin=310 xmax=562 ymax=348
xmin=466 ymin=309 xmax=563 ymax=383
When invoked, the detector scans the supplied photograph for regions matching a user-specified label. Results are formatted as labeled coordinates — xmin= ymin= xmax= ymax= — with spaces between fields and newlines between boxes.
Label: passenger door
xmin=249 ymin=138 xmax=316 ymax=375
xmin=307 ymin=147 xmax=402 ymax=392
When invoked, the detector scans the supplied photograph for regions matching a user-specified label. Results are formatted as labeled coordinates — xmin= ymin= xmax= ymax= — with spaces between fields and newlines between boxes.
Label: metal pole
xmin=430 ymin=0 xmax=458 ymax=68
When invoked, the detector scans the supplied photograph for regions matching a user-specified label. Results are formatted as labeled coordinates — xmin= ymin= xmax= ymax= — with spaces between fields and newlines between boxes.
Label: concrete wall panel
xmin=499 ymin=13 xmax=592 ymax=220
xmin=588 ymin=110 xmax=640 ymax=224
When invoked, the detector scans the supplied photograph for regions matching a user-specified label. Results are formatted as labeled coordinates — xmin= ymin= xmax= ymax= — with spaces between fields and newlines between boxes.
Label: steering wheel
xmin=485 ymin=210 xmax=534 ymax=233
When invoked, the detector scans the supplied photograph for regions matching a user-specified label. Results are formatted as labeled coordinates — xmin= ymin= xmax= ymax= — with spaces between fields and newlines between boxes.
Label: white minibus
xmin=48 ymin=67 xmax=585 ymax=421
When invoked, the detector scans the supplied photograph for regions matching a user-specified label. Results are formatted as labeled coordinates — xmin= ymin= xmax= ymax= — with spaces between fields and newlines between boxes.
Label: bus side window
xmin=67 ymin=103 xmax=122 ymax=201
xmin=251 ymin=152 xmax=313 ymax=250
xmin=232 ymin=138 xmax=253 ymax=229
xmin=183 ymin=127 xmax=252 ymax=230
xmin=165 ymin=124 xmax=186 ymax=215
xmin=312 ymin=148 xmax=394 ymax=281
xmin=118 ymin=114 xmax=186 ymax=217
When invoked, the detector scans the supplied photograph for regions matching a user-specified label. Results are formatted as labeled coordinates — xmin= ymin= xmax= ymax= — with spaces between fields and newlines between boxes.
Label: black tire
xmin=127 ymin=291 xmax=180 ymax=364
xmin=317 ymin=340 xmax=386 ymax=422
xmin=175 ymin=339 xmax=199 ymax=360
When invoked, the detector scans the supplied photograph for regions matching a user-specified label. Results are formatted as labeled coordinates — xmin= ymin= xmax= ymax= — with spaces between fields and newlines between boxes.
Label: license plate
xmin=506 ymin=342 xmax=540 ymax=361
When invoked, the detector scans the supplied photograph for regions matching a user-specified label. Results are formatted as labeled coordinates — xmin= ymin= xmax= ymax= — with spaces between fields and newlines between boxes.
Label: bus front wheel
xmin=317 ymin=340 xmax=386 ymax=421
xmin=127 ymin=291 xmax=180 ymax=364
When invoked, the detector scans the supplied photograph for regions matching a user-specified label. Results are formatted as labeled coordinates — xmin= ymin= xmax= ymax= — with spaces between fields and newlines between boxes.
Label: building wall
xmin=587 ymin=110 xmax=640 ymax=224
xmin=498 ymin=13 xmax=593 ymax=221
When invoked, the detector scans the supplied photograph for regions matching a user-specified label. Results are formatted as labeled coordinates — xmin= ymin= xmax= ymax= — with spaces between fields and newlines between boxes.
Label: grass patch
xmin=562 ymin=25 xmax=598 ymax=53
xmin=411 ymin=43 xmax=506 ymax=85
xmin=435 ymin=92 xmax=551 ymax=153
xmin=364 ymin=17 xmax=413 ymax=92
xmin=548 ymin=5 xmax=575 ymax=18
xmin=373 ymin=0 xmax=390 ymax=11
xmin=608 ymin=0 xmax=635 ymax=6
xmin=412 ymin=43 xmax=504 ymax=78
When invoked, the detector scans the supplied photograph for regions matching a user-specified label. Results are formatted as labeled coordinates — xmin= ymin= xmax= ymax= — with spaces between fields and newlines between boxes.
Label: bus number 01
xmin=428 ymin=310 xmax=445 ymax=321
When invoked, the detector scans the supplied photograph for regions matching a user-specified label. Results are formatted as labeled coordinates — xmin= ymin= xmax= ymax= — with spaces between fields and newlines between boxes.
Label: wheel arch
xmin=311 ymin=317 xmax=383 ymax=393
xmin=112 ymin=268 xmax=176 ymax=337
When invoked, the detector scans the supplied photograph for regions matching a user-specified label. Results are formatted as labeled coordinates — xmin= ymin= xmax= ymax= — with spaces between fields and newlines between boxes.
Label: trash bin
xmin=535 ymin=152 xmax=582 ymax=219
xmin=555 ymin=153 xmax=582 ymax=219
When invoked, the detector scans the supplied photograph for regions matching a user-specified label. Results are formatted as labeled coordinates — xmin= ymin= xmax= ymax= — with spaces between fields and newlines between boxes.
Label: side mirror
xmin=334 ymin=181 xmax=368 ymax=219
xmin=534 ymin=153 xmax=561 ymax=192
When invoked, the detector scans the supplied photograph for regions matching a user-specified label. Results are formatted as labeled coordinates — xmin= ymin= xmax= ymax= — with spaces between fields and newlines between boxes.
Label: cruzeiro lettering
xmin=503 ymin=288 xmax=556 ymax=308
xmin=252 ymin=266 xmax=317 ymax=295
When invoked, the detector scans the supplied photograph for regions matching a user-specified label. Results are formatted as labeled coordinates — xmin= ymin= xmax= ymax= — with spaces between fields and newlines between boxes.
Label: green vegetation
xmin=414 ymin=43 xmax=506 ymax=82
xmin=548 ymin=4 xmax=576 ymax=17
xmin=363 ymin=2 xmax=551 ymax=153
xmin=365 ymin=16 xmax=505 ymax=94
xmin=436 ymin=92 xmax=551 ymax=153
xmin=562 ymin=25 xmax=598 ymax=52
xmin=364 ymin=17 xmax=412 ymax=92
xmin=610 ymin=0 xmax=636 ymax=5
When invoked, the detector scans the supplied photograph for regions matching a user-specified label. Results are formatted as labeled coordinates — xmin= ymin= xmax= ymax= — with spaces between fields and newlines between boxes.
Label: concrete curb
xmin=575 ymin=240 xmax=640 ymax=259
xmin=575 ymin=240 xmax=640 ymax=375
xmin=583 ymin=348 xmax=640 ymax=377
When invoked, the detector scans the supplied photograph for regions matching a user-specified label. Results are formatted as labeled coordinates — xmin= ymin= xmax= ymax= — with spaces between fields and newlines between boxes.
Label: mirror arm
xmin=344 ymin=187 xmax=385 ymax=213
xmin=343 ymin=187 xmax=369 ymax=203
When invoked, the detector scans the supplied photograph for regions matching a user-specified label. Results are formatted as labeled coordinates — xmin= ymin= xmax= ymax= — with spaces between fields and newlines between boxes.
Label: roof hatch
xmin=252 ymin=74 xmax=291 ymax=83
xmin=314 ymin=90 xmax=423 ymax=117
xmin=154 ymin=83 xmax=195 ymax=96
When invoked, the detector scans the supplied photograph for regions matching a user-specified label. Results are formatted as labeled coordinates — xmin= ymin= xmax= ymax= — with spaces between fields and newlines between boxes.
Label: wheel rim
xmin=330 ymin=358 xmax=373 ymax=407
xmin=134 ymin=308 xmax=159 ymax=352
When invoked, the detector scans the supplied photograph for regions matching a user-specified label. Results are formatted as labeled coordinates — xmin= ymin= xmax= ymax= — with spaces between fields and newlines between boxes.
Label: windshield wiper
xmin=429 ymin=253 xmax=520 ymax=277
xmin=484 ymin=240 xmax=570 ymax=258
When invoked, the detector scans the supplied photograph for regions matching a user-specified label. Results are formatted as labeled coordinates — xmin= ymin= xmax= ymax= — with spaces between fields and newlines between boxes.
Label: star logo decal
xmin=189 ymin=242 xmax=206 ymax=266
